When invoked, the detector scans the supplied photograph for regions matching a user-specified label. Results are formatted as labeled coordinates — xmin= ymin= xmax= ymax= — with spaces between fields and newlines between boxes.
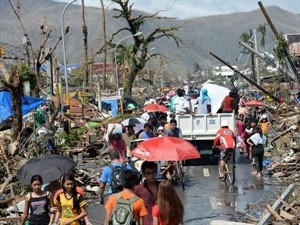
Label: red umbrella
xmin=143 ymin=104 xmax=169 ymax=112
xmin=244 ymin=100 xmax=264 ymax=106
xmin=131 ymin=136 xmax=201 ymax=161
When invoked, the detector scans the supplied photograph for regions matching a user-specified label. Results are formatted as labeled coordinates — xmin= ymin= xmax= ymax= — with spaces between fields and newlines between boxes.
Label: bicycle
xmin=217 ymin=148 xmax=236 ymax=184
xmin=161 ymin=161 xmax=185 ymax=190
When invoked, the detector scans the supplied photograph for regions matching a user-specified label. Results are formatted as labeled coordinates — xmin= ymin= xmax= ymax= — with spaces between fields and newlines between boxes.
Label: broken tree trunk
xmin=209 ymin=52 xmax=281 ymax=103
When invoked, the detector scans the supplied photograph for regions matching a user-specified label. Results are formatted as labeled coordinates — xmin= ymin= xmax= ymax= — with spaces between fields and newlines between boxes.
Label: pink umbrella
xmin=244 ymin=100 xmax=264 ymax=106
xmin=143 ymin=104 xmax=169 ymax=112
xmin=166 ymin=90 xmax=176 ymax=96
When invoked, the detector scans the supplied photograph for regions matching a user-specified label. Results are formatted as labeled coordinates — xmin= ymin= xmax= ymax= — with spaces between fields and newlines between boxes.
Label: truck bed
xmin=176 ymin=113 xmax=235 ymax=140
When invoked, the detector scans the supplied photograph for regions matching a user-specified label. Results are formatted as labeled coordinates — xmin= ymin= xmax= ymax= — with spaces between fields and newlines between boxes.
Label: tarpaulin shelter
xmin=0 ymin=91 xmax=46 ymax=123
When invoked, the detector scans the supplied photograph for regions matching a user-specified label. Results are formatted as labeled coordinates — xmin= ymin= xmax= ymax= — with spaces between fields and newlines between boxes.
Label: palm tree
xmin=240 ymin=32 xmax=251 ymax=43
xmin=257 ymin=24 xmax=266 ymax=49
xmin=115 ymin=44 xmax=136 ymax=87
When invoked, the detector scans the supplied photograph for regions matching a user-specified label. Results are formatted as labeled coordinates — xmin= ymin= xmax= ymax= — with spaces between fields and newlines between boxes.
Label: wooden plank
xmin=266 ymin=204 xmax=282 ymax=220
xmin=279 ymin=209 xmax=295 ymax=220
xmin=0 ymin=217 xmax=21 ymax=221
xmin=257 ymin=184 xmax=295 ymax=225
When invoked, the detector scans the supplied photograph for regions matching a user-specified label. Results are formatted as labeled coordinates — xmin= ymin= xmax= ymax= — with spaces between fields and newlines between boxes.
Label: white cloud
xmin=54 ymin=0 xmax=300 ymax=19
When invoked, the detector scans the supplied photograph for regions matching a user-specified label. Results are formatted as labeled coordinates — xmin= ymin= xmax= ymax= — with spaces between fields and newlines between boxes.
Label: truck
xmin=176 ymin=113 xmax=235 ymax=164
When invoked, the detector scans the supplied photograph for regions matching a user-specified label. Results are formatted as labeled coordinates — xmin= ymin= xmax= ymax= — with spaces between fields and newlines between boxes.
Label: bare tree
xmin=81 ymin=0 xmax=89 ymax=86
xmin=111 ymin=0 xmax=182 ymax=96
xmin=100 ymin=0 xmax=108 ymax=88
xmin=8 ymin=0 xmax=70 ymax=95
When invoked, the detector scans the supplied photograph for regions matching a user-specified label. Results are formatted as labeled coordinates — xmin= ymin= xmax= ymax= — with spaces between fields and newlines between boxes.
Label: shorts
xmin=220 ymin=148 xmax=234 ymax=160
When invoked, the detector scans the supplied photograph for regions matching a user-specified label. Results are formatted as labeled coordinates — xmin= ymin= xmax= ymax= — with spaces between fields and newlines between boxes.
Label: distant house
xmin=285 ymin=33 xmax=300 ymax=57
xmin=214 ymin=65 xmax=237 ymax=78
xmin=284 ymin=33 xmax=300 ymax=72
xmin=92 ymin=62 xmax=115 ymax=75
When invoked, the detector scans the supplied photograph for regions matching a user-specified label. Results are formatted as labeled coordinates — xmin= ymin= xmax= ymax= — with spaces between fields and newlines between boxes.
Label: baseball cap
xmin=221 ymin=120 xmax=229 ymax=127
xmin=158 ymin=126 xmax=164 ymax=130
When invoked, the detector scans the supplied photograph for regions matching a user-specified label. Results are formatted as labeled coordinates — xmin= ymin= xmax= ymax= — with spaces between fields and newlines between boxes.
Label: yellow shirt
xmin=260 ymin=121 xmax=270 ymax=134
xmin=54 ymin=193 xmax=86 ymax=225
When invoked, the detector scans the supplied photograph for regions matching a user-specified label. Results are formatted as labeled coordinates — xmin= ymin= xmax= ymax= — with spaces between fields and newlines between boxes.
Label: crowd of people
xmin=19 ymin=85 xmax=277 ymax=225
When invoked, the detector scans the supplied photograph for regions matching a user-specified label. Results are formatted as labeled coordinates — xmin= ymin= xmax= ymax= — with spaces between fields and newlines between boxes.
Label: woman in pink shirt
xmin=236 ymin=114 xmax=245 ymax=154
xmin=109 ymin=126 xmax=126 ymax=162
xmin=152 ymin=180 xmax=184 ymax=225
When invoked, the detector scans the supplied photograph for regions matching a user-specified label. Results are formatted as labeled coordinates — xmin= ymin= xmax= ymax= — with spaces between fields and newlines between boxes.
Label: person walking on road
xmin=246 ymin=127 xmax=266 ymax=178
xmin=20 ymin=175 xmax=54 ymax=225
xmin=108 ymin=126 xmax=127 ymax=162
xmin=53 ymin=174 xmax=87 ymax=225
xmin=98 ymin=150 xmax=131 ymax=204
xmin=213 ymin=120 xmax=235 ymax=179
xmin=104 ymin=169 xmax=147 ymax=225
xmin=134 ymin=161 xmax=160 ymax=225
xmin=152 ymin=180 xmax=184 ymax=225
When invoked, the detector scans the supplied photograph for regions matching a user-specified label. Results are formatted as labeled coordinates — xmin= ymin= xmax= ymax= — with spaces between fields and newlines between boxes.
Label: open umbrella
xmin=244 ymin=100 xmax=264 ymax=106
xmin=17 ymin=154 xmax=77 ymax=185
xmin=131 ymin=136 xmax=201 ymax=161
xmin=121 ymin=118 xmax=147 ymax=127
xmin=143 ymin=104 xmax=169 ymax=113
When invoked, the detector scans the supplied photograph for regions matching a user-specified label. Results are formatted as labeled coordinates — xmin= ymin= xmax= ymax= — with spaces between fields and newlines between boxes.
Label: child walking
xmin=53 ymin=174 xmax=87 ymax=225
xmin=152 ymin=180 xmax=184 ymax=225
xmin=259 ymin=114 xmax=270 ymax=147
xmin=20 ymin=175 xmax=54 ymax=225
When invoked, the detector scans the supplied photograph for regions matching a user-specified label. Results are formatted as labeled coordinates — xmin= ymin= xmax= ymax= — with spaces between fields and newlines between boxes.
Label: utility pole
xmin=253 ymin=29 xmax=260 ymax=85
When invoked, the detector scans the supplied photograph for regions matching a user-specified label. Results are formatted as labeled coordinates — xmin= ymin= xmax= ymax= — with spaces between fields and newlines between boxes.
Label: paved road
xmin=86 ymin=153 xmax=284 ymax=225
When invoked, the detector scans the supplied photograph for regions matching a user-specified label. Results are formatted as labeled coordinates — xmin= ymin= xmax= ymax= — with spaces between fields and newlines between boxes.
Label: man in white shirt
xmin=173 ymin=89 xmax=193 ymax=115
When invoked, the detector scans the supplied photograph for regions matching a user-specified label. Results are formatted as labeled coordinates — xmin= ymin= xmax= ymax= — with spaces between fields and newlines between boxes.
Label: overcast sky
xmin=54 ymin=0 xmax=300 ymax=19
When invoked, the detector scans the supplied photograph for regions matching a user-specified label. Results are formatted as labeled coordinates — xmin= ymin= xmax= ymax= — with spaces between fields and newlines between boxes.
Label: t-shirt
xmin=53 ymin=187 xmax=85 ymax=203
xmin=173 ymin=96 xmax=189 ymax=114
xmin=139 ymin=131 xmax=155 ymax=139
xmin=213 ymin=128 xmax=235 ymax=150
xmin=109 ymin=139 xmax=126 ymax=162
xmin=249 ymin=133 xmax=266 ymax=146
xmin=165 ymin=128 xmax=182 ymax=138
xmin=122 ymin=133 xmax=135 ymax=156
xmin=236 ymin=120 xmax=244 ymax=137
xmin=54 ymin=193 xmax=86 ymax=225
xmin=134 ymin=181 xmax=160 ymax=225
xmin=152 ymin=205 xmax=164 ymax=225
xmin=222 ymin=96 xmax=234 ymax=112
xmin=100 ymin=162 xmax=131 ymax=194
xmin=105 ymin=191 xmax=147 ymax=220
xmin=259 ymin=121 xmax=270 ymax=134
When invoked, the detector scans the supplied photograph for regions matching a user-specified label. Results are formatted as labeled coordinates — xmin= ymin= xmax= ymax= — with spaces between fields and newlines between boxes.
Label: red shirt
xmin=152 ymin=205 xmax=164 ymax=225
xmin=213 ymin=128 xmax=235 ymax=150
xmin=133 ymin=181 xmax=160 ymax=225
xmin=222 ymin=96 xmax=234 ymax=112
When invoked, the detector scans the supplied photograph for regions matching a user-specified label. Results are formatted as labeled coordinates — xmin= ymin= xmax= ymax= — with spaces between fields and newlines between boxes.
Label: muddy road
xmin=86 ymin=153 xmax=285 ymax=225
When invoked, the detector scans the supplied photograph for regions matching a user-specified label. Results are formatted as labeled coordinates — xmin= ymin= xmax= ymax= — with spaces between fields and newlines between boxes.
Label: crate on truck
xmin=176 ymin=113 xmax=235 ymax=161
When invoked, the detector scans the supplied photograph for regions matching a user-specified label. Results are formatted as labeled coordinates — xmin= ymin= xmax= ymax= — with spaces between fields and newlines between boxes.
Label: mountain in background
xmin=0 ymin=0 xmax=299 ymax=76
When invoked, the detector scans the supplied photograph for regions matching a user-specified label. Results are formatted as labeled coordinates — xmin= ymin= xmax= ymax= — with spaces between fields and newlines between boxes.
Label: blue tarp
xmin=0 ymin=91 xmax=46 ymax=123
xmin=101 ymin=99 xmax=118 ymax=117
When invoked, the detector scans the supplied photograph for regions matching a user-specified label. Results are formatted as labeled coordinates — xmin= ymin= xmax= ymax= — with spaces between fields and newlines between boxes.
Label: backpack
xmin=109 ymin=163 xmax=142 ymax=194
xmin=110 ymin=164 xmax=127 ymax=194
xmin=110 ymin=193 xmax=140 ymax=225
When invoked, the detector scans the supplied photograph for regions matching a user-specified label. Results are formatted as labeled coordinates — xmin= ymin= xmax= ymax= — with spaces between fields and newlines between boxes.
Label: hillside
xmin=0 ymin=0 xmax=299 ymax=76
